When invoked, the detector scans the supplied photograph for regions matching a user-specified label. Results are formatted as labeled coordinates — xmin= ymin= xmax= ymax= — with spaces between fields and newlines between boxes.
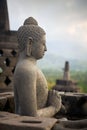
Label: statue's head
xmin=17 ymin=17 xmax=47 ymax=59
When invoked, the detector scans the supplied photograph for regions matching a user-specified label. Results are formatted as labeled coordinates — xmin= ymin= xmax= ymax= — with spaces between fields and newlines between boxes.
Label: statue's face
xmin=31 ymin=35 xmax=47 ymax=59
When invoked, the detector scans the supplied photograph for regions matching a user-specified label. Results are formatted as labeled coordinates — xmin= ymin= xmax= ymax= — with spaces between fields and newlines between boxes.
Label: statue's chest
xmin=36 ymin=69 xmax=48 ymax=109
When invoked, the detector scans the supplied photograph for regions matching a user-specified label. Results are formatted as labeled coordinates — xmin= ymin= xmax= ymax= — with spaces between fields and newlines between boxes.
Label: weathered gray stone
xmin=0 ymin=112 xmax=57 ymax=130
xmin=0 ymin=0 xmax=9 ymax=31
xmin=0 ymin=0 xmax=18 ymax=92
xmin=0 ymin=97 xmax=7 ymax=110
xmin=56 ymin=92 xmax=87 ymax=119
xmin=0 ymin=92 xmax=14 ymax=112
xmin=14 ymin=17 xmax=62 ymax=117
xmin=53 ymin=119 xmax=87 ymax=130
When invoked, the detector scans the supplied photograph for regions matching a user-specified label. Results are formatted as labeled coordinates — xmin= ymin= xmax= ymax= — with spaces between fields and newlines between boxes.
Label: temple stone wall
xmin=0 ymin=31 xmax=18 ymax=92
xmin=0 ymin=0 xmax=18 ymax=92
xmin=0 ymin=0 xmax=9 ymax=31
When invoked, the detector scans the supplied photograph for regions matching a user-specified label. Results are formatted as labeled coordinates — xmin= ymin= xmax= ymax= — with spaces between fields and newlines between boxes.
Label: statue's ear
xmin=26 ymin=37 xmax=33 ymax=57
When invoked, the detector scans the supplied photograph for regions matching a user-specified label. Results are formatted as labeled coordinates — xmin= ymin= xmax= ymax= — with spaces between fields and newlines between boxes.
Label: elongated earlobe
xmin=26 ymin=37 xmax=33 ymax=57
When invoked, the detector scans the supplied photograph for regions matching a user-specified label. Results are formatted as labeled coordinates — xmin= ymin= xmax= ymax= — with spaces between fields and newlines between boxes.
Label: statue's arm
xmin=37 ymin=106 xmax=57 ymax=117
xmin=37 ymin=90 xmax=62 ymax=117
xmin=14 ymin=67 xmax=37 ymax=116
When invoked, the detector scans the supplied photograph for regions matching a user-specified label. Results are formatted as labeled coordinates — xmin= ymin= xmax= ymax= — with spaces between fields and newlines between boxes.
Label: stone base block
xmin=57 ymin=92 xmax=87 ymax=120
xmin=0 ymin=112 xmax=57 ymax=130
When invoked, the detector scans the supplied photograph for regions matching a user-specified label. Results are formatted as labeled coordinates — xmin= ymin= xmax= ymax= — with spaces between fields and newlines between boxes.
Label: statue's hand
xmin=48 ymin=90 xmax=61 ymax=113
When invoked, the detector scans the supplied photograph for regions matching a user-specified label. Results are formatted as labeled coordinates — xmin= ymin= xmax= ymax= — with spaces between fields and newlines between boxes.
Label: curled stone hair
xmin=23 ymin=17 xmax=38 ymax=25
xmin=17 ymin=17 xmax=46 ymax=52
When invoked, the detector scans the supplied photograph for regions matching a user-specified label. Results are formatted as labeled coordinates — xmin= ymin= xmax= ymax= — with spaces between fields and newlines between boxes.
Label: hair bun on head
xmin=23 ymin=17 xmax=38 ymax=26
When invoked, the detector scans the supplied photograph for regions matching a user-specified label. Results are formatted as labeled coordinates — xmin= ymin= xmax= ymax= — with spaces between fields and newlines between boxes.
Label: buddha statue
xmin=13 ymin=17 xmax=87 ymax=130
xmin=14 ymin=17 xmax=62 ymax=117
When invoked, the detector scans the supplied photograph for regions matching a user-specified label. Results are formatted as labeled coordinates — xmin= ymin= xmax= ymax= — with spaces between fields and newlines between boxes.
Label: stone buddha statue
xmin=13 ymin=17 xmax=87 ymax=130
xmin=14 ymin=17 xmax=62 ymax=117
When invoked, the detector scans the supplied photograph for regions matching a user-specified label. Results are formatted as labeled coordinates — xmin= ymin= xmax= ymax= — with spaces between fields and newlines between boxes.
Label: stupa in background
xmin=53 ymin=61 xmax=80 ymax=92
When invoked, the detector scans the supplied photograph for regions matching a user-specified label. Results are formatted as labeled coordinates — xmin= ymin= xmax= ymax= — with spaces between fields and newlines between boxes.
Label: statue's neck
xmin=18 ymin=51 xmax=37 ymax=64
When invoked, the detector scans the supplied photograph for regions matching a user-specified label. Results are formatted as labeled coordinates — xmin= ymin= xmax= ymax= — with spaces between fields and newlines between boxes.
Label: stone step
xmin=0 ymin=112 xmax=57 ymax=130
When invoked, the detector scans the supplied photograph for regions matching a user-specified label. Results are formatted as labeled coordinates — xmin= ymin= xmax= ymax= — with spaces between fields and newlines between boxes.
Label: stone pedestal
xmin=56 ymin=92 xmax=87 ymax=120
xmin=0 ymin=112 xmax=57 ymax=130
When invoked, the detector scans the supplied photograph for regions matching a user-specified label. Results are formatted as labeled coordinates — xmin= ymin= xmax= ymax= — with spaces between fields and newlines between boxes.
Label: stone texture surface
xmin=56 ymin=92 xmax=87 ymax=120
xmin=0 ymin=0 xmax=9 ymax=31
xmin=0 ymin=92 xmax=14 ymax=112
xmin=0 ymin=92 xmax=87 ymax=120
xmin=0 ymin=0 xmax=18 ymax=92
xmin=0 ymin=31 xmax=18 ymax=92
xmin=53 ymin=119 xmax=87 ymax=130
xmin=13 ymin=17 xmax=61 ymax=117
xmin=0 ymin=112 xmax=57 ymax=130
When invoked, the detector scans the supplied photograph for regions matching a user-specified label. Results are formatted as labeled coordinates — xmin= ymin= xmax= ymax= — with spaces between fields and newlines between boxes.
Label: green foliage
xmin=41 ymin=69 xmax=87 ymax=93
xmin=41 ymin=68 xmax=62 ymax=90
xmin=71 ymin=70 xmax=87 ymax=93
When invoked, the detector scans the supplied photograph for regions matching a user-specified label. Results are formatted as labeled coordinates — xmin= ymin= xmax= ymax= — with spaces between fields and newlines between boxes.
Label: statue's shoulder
xmin=15 ymin=60 xmax=36 ymax=75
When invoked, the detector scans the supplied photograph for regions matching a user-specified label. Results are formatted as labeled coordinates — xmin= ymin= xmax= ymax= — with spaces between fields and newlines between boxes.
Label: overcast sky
xmin=7 ymin=0 xmax=87 ymax=60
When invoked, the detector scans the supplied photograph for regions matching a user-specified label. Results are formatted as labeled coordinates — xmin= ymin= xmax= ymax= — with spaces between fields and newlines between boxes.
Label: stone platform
xmin=0 ymin=92 xmax=87 ymax=129
xmin=0 ymin=92 xmax=87 ymax=120
xmin=0 ymin=112 xmax=57 ymax=130
xmin=55 ymin=92 xmax=87 ymax=120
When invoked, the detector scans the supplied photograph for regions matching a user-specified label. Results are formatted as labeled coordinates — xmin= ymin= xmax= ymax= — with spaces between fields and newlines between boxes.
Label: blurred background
xmin=7 ymin=0 xmax=87 ymax=92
